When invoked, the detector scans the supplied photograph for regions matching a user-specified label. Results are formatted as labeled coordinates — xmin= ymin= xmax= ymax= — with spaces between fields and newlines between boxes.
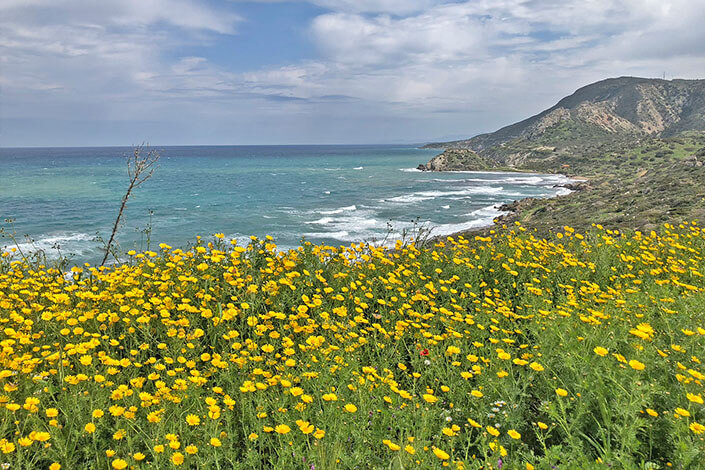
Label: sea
xmin=0 ymin=145 xmax=572 ymax=266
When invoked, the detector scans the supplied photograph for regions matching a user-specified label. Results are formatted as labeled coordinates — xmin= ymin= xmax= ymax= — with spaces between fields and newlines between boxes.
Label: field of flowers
xmin=1 ymin=222 xmax=704 ymax=469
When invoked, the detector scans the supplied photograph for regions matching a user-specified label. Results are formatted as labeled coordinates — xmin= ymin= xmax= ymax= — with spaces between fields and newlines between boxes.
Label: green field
xmin=1 ymin=222 xmax=704 ymax=469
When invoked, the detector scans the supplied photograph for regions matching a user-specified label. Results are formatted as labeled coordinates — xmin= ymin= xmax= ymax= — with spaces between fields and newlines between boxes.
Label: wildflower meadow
xmin=1 ymin=223 xmax=704 ymax=469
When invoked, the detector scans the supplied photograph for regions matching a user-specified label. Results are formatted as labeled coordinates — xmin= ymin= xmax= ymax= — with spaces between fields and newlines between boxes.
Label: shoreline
xmin=419 ymin=167 xmax=587 ymax=244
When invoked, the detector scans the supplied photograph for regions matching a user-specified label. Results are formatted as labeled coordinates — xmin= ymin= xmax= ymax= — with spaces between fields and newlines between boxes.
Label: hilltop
xmin=423 ymin=77 xmax=705 ymax=154
xmin=419 ymin=77 xmax=705 ymax=233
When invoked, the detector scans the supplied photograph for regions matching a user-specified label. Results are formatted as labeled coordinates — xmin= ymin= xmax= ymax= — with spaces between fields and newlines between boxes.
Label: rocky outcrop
xmin=679 ymin=154 xmax=703 ymax=167
xmin=418 ymin=148 xmax=497 ymax=171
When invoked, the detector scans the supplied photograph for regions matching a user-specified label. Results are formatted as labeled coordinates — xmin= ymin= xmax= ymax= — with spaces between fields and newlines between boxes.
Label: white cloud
xmin=1 ymin=0 xmax=705 ymax=145
xmin=230 ymin=0 xmax=445 ymax=15
xmin=309 ymin=0 xmax=442 ymax=14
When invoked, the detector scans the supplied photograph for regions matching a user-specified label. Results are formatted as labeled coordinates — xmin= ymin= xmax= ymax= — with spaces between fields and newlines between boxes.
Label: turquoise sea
xmin=0 ymin=145 xmax=571 ymax=265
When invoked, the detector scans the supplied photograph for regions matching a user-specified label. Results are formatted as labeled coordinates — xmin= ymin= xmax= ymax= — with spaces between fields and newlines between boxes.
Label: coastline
xmin=419 ymin=167 xmax=586 ymax=244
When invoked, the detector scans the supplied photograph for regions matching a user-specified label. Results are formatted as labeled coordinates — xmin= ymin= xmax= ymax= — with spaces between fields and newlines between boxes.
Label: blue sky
xmin=2 ymin=0 xmax=705 ymax=146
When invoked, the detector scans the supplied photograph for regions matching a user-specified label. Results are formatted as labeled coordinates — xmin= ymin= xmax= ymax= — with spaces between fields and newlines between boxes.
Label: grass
xmin=448 ymin=131 xmax=705 ymax=236
xmin=1 ymin=222 xmax=705 ymax=469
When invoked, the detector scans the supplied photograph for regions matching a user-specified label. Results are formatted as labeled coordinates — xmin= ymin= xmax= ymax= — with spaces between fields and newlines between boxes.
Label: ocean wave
xmin=306 ymin=217 xmax=335 ymax=225
xmin=425 ymin=174 xmax=571 ymax=186
xmin=381 ymin=186 xmax=504 ymax=204
xmin=430 ymin=205 xmax=507 ymax=236
xmin=318 ymin=205 xmax=357 ymax=215
xmin=399 ymin=168 xmax=422 ymax=172
xmin=2 ymin=232 xmax=97 ymax=257
xmin=353 ymin=166 xmax=364 ymax=170
xmin=465 ymin=204 xmax=506 ymax=218
xmin=303 ymin=231 xmax=350 ymax=240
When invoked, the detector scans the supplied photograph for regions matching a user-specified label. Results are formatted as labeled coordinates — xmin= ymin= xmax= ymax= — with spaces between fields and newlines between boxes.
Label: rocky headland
xmin=419 ymin=76 xmax=705 ymax=234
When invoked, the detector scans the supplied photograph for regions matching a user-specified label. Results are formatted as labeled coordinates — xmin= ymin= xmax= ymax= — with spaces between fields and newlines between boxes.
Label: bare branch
xmin=100 ymin=144 xmax=160 ymax=267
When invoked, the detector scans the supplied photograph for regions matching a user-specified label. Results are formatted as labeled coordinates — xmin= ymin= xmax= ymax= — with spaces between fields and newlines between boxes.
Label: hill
xmin=419 ymin=77 xmax=705 ymax=233
xmin=423 ymin=77 xmax=705 ymax=156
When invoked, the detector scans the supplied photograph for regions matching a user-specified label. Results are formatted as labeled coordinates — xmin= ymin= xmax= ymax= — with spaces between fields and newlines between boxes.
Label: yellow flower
xmin=593 ymin=347 xmax=608 ymax=357
xmin=486 ymin=426 xmax=500 ymax=437
xmin=422 ymin=394 xmax=438 ymax=404
xmin=50 ymin=464 xmax=61 ymax=470
xmin=383 ymin=439 xmax=400 ymax=451
xmin=46 ymin=408 xmax=59 ymax=418
xmin=690 ymin=422 xmax=705 ymax=434
xmin=646 ymin=408 xmax=658 ymax=417
xmin=248 ymin=433 xmax=258 ymax=441
xmin=313 ymin=428 xmax=325 ymax=439
xmin=133 ymin=453 xmax=145 ymax=461
xmin=297 ymin=420 xmax=315 ymax=434
xmin=404 ymin=445 xmax=415 ymax=455
xmin=526 ymin=464 xmax=535 ymax=470
xmin=111 ymin=459 xmax=128 ymax=470
xmin=675 ymin=408 xmax=691 ymax=417
xmin=92 ymin=409 xmax=104 ymax=419
xmin=555 ymin=388 xmax=568 ymax=397
xmin=185 ymin=445 xmax=198 ymax=455
xmin=322 ymin=393 xmax=338 ymax=401
xmin=628 ymin=359 xmax=645 ymax=371
xmin=274 ymin=424 xmax=291 ymax=434
xmin=172 ymin=452 xmax=185 ymax=466
xmin=537 ymin=422 xmax=548 ymax=430
xmin=186 ymin=414 xmax=201 ymax=426
xmin=687 ymin=393 xmax=704 ymax=404
xmin=529 ymin=362 xmax=544 ymax=372
xmin=467 ymin=418 xmax=482 ymax=428
xmin=471 ymin=390 xmax=483 ymax=398
xmin=433 ymin=448 xmax=450 ymax=460
xmin=33 ymin=431 xmax=50 ymax=442
xmin=0 ymin=441 xmax=16 ymax=453
xmin=507 ymin=429 xmax=521 ymax=440
xmin=210 ymin=438 xmax=222 ymax=447
xmin=154 ymin=445 xmax=165 ymax=453
xmin=344 ymin=403 xmax=357 ymax=413
xmin=84 ymin=423 xmax=96 ymax=433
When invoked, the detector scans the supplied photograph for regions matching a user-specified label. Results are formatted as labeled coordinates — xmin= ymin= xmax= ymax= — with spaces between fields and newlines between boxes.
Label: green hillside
xmin=419 ymin=78 xmax=705 ymax=233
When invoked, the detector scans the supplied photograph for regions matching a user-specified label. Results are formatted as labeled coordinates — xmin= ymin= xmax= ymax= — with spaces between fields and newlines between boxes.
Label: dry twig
xmin=100 ymin=144 xmax=160 ymax=266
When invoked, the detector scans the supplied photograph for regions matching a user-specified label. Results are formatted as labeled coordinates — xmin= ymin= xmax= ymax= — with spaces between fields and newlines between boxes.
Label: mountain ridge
xmin=418 ymin=76 xmax=705 ymax=234
xmin=422 ymin=77 xmax=705 ymax=164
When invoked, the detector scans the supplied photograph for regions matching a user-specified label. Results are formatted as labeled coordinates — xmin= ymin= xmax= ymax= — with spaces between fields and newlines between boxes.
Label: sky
xmin=2 ymin=0 xmax=705 ymax=147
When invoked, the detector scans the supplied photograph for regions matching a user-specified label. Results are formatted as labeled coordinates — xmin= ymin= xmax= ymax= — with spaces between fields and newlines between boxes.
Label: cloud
xmin=2 ymin=0 xmax=705 ymax=146
xmin=230 ymin=0 xmax=445 ymax=15
xmin=308 ymin=0 xmax=442 ymax=14
xmin=0 ymin=0 xmax=242 ymax=127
